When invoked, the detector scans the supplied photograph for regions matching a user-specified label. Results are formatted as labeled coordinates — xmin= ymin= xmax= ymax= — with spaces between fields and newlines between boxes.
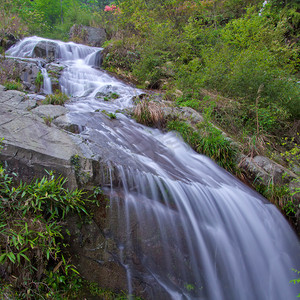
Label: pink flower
xmin=104 ymin=5 xmax=113 ymax=12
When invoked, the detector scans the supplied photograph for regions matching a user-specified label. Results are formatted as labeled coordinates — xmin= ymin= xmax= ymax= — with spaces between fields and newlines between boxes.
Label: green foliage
xmin=0 ymin=166 xmax=99 ymax=298
xmin=43 ymin=91 xmax=69 ymax=106
xmin=101 ymin=110 xmax=117 ymax=119
xmin=4 ymin=80 xmax=23 ymax=91
xmin=167 ymin=119 xmax=237 ymax=172
xmin=290 ymin=268 xmax=300 ymax=297
xmin=35 ymin=70 xmax=44 ymax=92
xmin=42 ymin=115 xmax=53 ymax=127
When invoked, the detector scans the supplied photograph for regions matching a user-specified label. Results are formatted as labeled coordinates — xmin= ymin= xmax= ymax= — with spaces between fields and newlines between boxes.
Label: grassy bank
xmin=100 ymin=0 xmax=300 ymax=227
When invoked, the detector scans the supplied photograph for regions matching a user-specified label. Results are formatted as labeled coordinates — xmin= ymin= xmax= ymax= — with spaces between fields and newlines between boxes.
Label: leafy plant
xmin=290 ymin=269 xmax=300 ymax=298
xmin=0 ymin=166 xmax=99 ymax=298
xmin=43 ymin=91 xmax=69 ymax=106
xmin=4 ymin=80 xmax=23 ymax=91
xmin=35 ymin=70 xmax=44 ymax=92
xmin=101 ymin=110 xmax=117 ymax=119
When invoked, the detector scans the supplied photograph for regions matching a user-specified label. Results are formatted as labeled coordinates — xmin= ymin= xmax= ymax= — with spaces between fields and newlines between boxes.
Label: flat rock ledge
xmin=0 ymin=85 xmax=94 ymax=189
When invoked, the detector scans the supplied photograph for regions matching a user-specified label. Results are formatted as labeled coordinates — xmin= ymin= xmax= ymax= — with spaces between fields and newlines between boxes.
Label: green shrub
xmin=0 ymin=166 xmax=99 ymax=298
xmin=35 ymin=70 xmax=44 ymax=92
xmin=43 ymin=91 xmax=69 ymax=106
xmin=4 ymin=80 xmax=23 ymax=91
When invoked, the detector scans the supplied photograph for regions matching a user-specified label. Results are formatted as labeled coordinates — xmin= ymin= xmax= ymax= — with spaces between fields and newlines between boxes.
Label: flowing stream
xmin=7 ymin=37 xmax=300 ymax=299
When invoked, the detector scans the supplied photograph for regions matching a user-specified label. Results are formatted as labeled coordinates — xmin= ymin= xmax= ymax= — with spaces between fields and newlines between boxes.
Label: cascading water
xmin=7 ymin=37 xmax=300 ymax=299
xmin=40 ymin=66 xmax=52 ymax=94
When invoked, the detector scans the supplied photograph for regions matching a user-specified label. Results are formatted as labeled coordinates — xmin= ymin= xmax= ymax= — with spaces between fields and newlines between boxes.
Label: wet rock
xmin=46 ymin=63 xmax=65 ymax=92
xmin=33 ymin=41 xmax=59 ymax=61
xmin=0 ymin=33 xmax=19 ymax=50
xmin=64 ymin=210 xmax=128 ymax=293
xmin=70 ymin=25 xmax=107 ymax=47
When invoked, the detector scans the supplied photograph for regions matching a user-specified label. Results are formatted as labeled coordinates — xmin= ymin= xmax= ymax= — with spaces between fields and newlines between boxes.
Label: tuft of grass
xmin=4 ymin=80 xmax=23 ymax=91
xmin=134 ymin=99 xmax=165 ymax=128
xmin=167 ymin=120 xmax=237 ymax=172
xmin=43 ymin=91 xmax=69 ymax=106
xmin=35 ymin=70 xmax=44 ymax=92
xmin=42 ymin=115 xmax=53 ymax=127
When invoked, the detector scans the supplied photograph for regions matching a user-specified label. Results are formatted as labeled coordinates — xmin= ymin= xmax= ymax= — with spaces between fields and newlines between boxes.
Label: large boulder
xmin=33 ymin=41 xmax=59 ymax=61
xmin=0 ymin=58 xmax=40 ymax=92
xmin=0 ymin=86 xmax=79 ymax=189
xmin=70 ymin=25 xmax=107 ymax=47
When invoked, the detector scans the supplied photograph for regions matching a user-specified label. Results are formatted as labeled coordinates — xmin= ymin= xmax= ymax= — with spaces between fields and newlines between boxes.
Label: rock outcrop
xmin=33 ymin=40 xmax=58 ymax=61
xmin=0 ymin=85 xmax=81 ymax=189
xmin=70 ymin=25 xmax=107 ymax=47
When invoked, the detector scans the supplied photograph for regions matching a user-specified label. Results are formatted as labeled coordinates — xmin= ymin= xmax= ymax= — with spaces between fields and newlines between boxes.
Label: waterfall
xmin=41 ymin=67 xmax=52 ymax=94
xmin=7 ymin=37 xmax=300 ymax=299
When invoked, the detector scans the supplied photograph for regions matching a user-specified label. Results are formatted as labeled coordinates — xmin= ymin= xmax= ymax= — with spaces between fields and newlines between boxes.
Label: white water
xmin=7 ymin=37 xmax=300 ymax=299
xmin=41 ymin=67 xmax=52 ymax=94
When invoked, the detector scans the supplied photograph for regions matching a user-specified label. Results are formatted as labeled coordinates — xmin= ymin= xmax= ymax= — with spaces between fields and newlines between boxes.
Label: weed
xmin=35 ymin=70 xmax=44 ymax=92
xmin=42 ymin=115 xmax=53 ymax=127
xmin=4 ymin=80 xmax=23 ymax=91
xmin=133 ymin=98 xmax=165 ymax=128
xmin=101 ymin=110 xmax=117 ymax=119
xmin=43 ymin=91 xmax=69 ymax=106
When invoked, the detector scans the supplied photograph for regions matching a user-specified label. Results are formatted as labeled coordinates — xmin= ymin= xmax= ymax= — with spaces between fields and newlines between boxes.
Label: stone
xmin=70 ymin=25 xmax=107 ymax=47
xmin=31 ymin=104 xmax=67 ymax=120
xmin=33 ymin=41 xmax=59 ymax=61
xmin=0 ymin=86 xmax=80 ymax=189
xmin=0 ymin=58 xmax=40 ymax=92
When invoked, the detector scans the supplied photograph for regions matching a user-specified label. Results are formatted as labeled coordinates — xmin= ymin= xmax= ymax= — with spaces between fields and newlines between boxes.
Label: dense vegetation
xmin=100 ymin=0 xmax=300 ymax=214
xmin=0 ymin=0 xmax=111 ymax=42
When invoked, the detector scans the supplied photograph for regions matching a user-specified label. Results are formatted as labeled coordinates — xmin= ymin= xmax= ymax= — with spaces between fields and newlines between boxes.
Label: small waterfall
xmin=41 ymin=67 xmax=52 ymax=94
xmin=6 ymin=37 xmax=300 ymax=299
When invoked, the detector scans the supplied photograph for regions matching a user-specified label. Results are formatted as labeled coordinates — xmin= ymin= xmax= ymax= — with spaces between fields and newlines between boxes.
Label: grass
xmin=42 ymin=91 xmax=69 ymax=106
xmin=133 ymin=98 xmax=165 ymax=128
xmin=4 ymin=80 xmax=23 ymax=91
xmin=167 ymin=120 xmax=237 ymax=172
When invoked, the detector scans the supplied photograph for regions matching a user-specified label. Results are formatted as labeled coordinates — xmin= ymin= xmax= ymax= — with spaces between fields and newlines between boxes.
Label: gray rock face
xmin=33 ymin=41 xmax=58 ymax=61
xmin=46 ymin=63 xmax=65 ymax=92
xmin=70 ymin=25 xmax=107 ymax=47
xmin=31 ymin=104 xmax=67 ymax=119
xmin=0 ymin=58 xmax=40 ymax=92
xmin=0 ymin=86 xmax=79 ymax=189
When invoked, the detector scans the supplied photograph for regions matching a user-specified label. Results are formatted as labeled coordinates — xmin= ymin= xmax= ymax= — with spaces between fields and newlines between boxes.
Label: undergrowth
xmin=4 ymin=80 xmax=23 ymax=91
xmin=167 ymin=120 xmax=237 ymax=172
xmin=0 ymin=165 xmax=99 ymax=298
xmin=43 ymin=92 xmax=69 ymax=106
